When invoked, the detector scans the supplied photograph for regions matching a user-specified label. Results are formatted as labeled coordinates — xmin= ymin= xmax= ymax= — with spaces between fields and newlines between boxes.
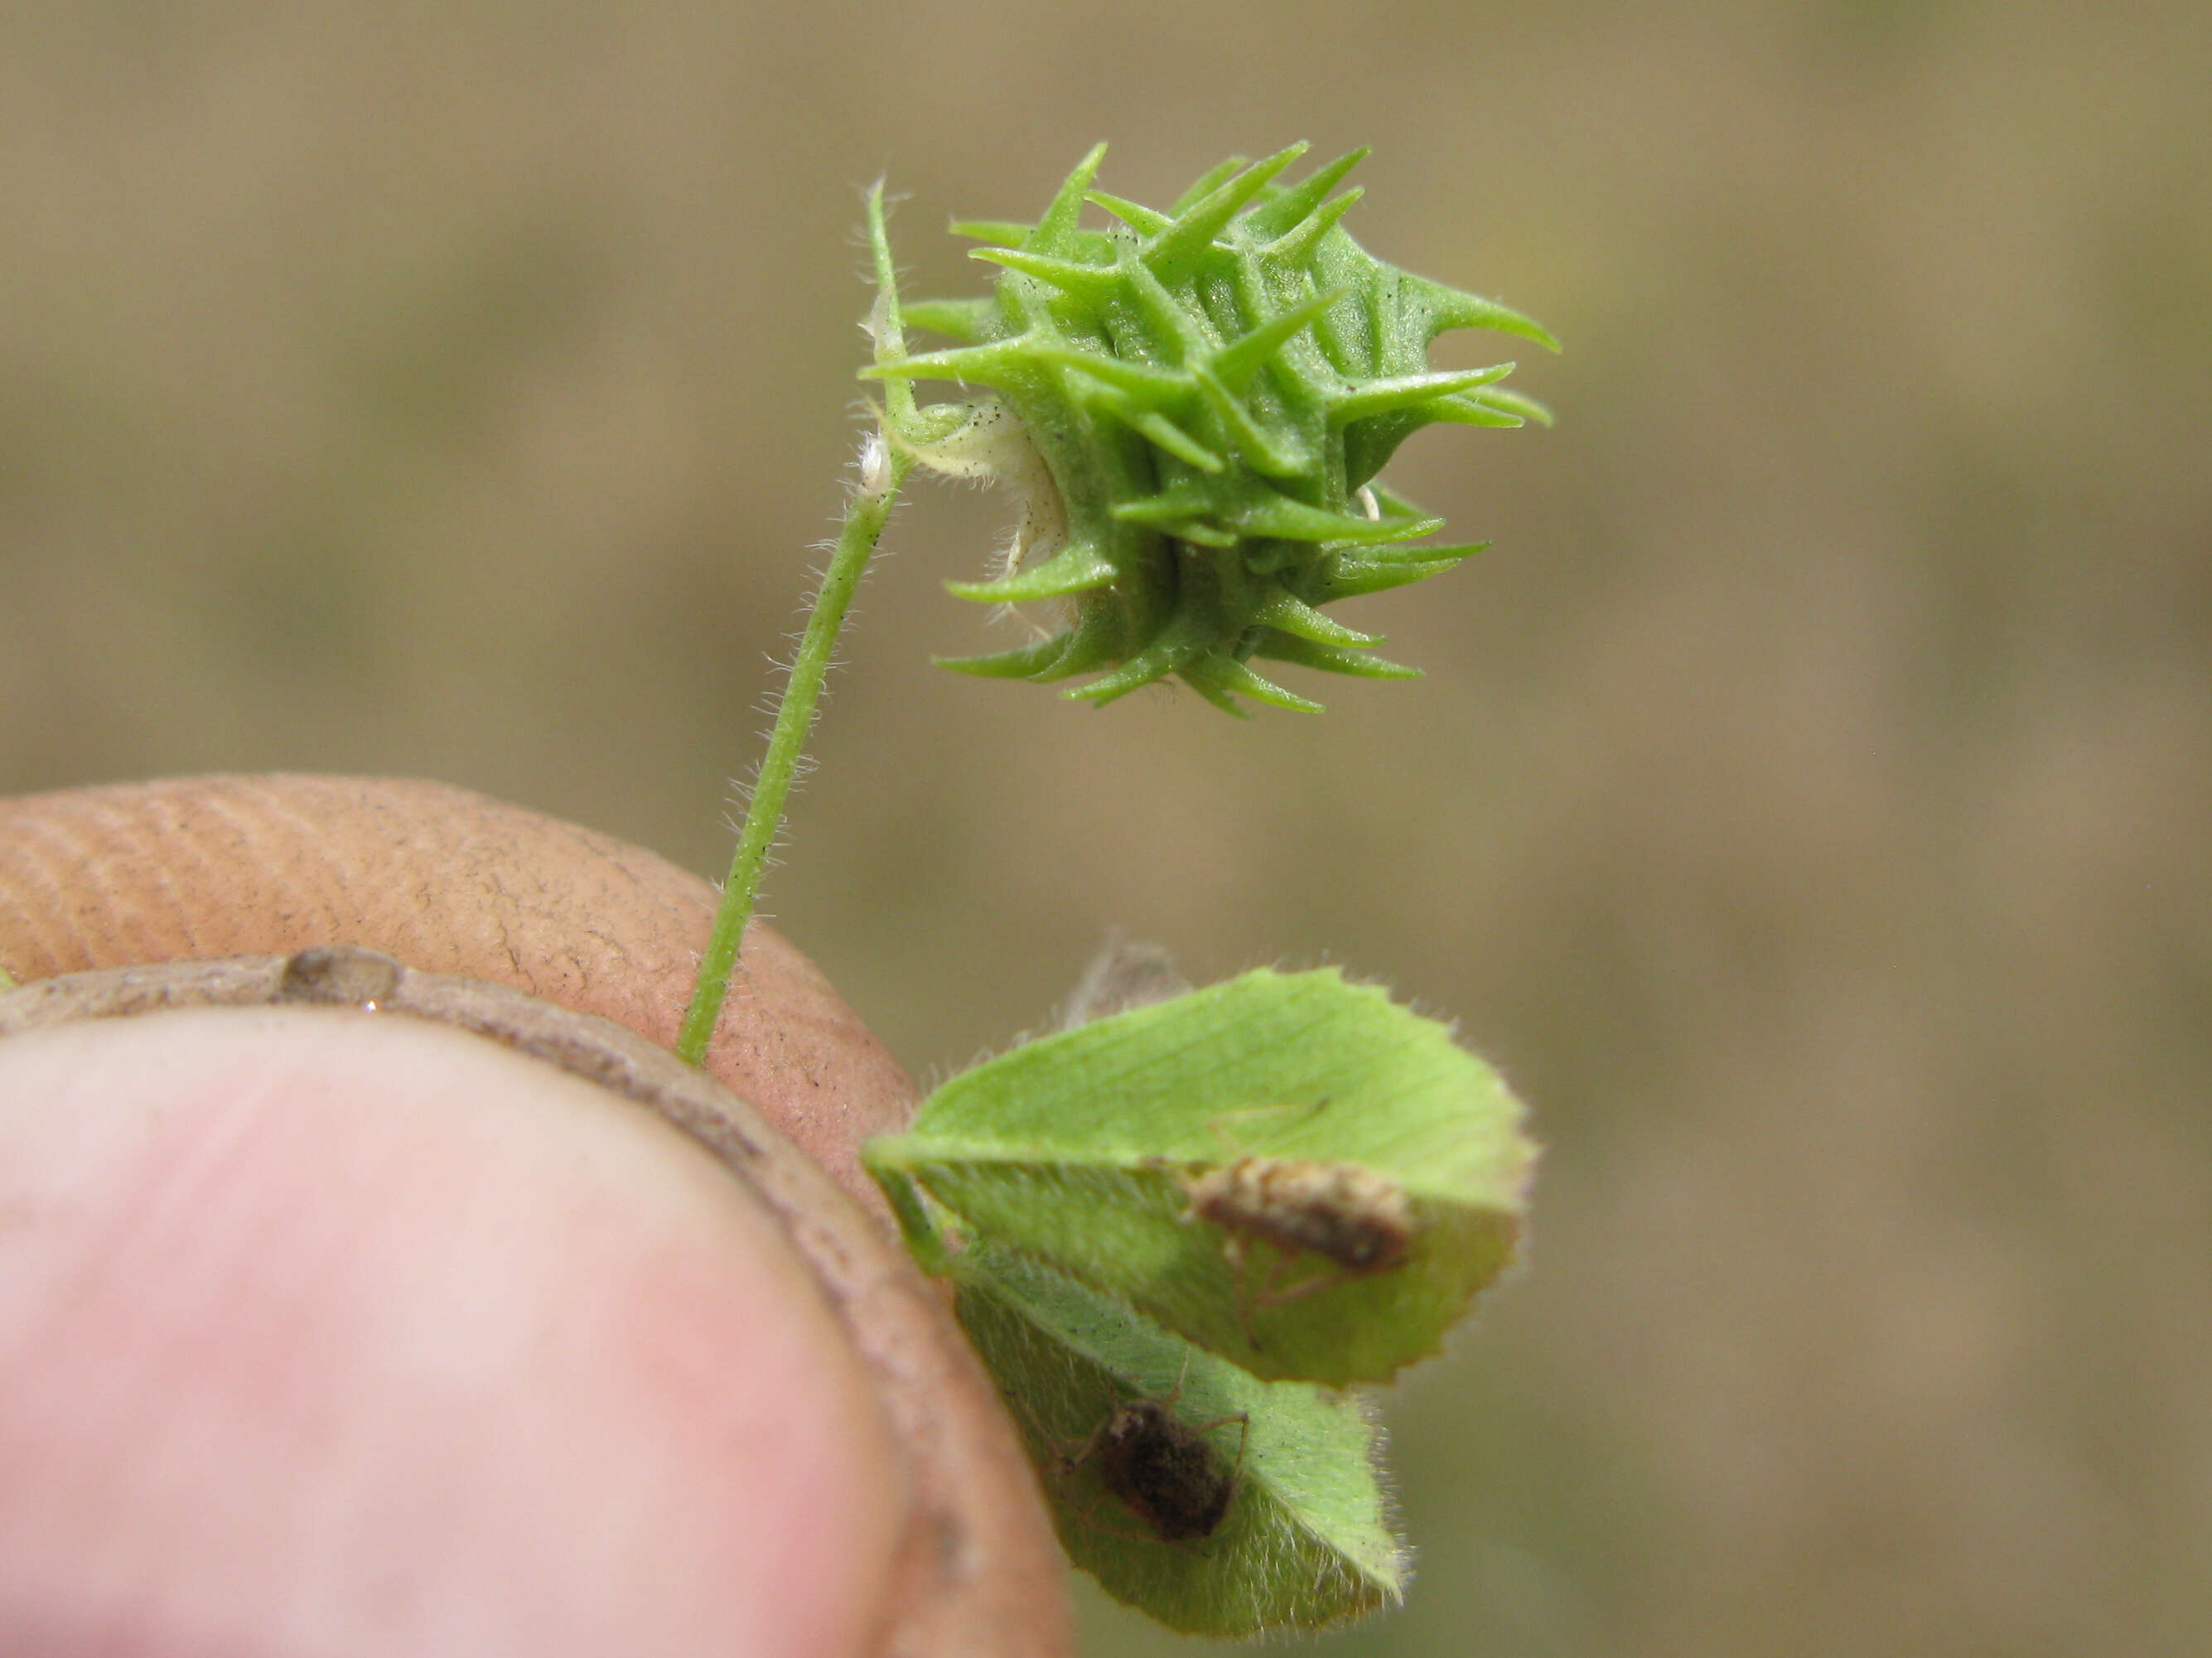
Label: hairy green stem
xmin=676 ymin=452 xmax=910 ymax=1065
xmin=674 ymin=181 xmax=936 ymax=1066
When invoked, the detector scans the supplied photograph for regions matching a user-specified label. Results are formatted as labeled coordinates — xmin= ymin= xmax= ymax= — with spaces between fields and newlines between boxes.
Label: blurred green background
xmin=4 ymin=2 xmax=2209 ymax=1652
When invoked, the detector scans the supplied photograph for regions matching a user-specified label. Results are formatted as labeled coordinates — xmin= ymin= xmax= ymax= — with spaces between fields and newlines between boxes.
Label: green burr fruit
xmin=866 ymin=143 xmax=1557 ymax=713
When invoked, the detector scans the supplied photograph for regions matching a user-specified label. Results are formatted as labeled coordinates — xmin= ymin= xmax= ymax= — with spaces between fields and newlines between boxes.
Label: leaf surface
xmin=867 ymin=967 xmax=1534 ymax=1384
xmin=949 ymin=1240 xmax=1404 ymax=1636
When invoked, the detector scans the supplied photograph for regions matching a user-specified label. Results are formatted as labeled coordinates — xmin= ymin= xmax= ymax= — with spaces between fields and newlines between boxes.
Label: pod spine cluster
xmin=867 ymin=142 xmax=1557 ymax=713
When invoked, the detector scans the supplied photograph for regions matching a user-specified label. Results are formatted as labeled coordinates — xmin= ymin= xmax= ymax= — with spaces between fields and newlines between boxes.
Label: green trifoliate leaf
xmin=865 ymin=967 xmax=1535 ymax=1385
xmin=949 ymin=1238 xmax=1405 ymax=1637
xmin=862 ymin=146 xmax=1558 ymax=713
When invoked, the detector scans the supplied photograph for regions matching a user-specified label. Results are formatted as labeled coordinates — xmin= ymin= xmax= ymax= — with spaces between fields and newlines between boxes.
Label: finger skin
xmin=0 ymin=775 xmax=1077 ymax=1656
xmin=0 ymin=1007 xmax=906 ymax=1658
xmin=0 ymin=774 xmax=915 ymax=1218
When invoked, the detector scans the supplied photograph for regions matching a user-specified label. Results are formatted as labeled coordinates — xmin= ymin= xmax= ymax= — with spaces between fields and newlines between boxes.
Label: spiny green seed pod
xmin=864 ymin=142 xmax=1557 ymax=714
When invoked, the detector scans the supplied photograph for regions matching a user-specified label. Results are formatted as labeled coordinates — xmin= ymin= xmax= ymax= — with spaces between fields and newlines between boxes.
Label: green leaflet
xmin=865 ymin=967 xmax=1535 ymax=1386
xmin=950 ymin=1240 xmax=1405 ymax=1637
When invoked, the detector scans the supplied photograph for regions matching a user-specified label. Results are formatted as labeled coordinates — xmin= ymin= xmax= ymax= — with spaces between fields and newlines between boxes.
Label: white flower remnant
xmin=857 ymin=429 xmax=892 ymax=502
xmin=895 ymin=397 xmax=1069 ymax=587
